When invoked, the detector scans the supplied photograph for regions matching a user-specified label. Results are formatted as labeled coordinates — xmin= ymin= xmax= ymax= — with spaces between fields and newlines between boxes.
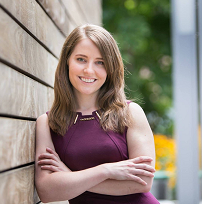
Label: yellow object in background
xmin=153 ymin=134 xmax=176 ymax=189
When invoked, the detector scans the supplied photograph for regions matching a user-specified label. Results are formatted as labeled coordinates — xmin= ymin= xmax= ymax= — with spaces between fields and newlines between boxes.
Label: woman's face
xmin=68 ymin=38 xmax=107 ymax=98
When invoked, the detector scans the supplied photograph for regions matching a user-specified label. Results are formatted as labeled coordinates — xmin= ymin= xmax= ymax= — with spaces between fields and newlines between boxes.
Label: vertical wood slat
xmin=0 ymin=7 xmax=57 ymax=87
xmin=0 ymin=165 xmax=34 ymax=204
xmin=0 ymin=63 xmax=54 ymax=118
xmin=0 ymin=0 xmax=65 ymax=58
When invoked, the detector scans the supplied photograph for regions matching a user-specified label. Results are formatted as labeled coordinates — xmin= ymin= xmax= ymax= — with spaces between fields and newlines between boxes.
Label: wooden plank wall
xmin=0 ymin=0 xmax=102 ymax=203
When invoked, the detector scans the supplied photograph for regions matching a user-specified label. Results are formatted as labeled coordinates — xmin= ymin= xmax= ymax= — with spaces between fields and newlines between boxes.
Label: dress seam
xmin=94 ymin=117 xmax=125 ymax=161
xmin=63 ymin=123 xmax=79 ymax=163
xmin=105 ymin=131 xmax=125 ymax=160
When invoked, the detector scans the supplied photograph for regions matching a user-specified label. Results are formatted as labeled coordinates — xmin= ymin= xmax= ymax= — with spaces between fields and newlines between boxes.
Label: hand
xmin=104 ymin=156 xmax=155 ymax=186
xmin=38 ymin=147 xmax=71 ymax=173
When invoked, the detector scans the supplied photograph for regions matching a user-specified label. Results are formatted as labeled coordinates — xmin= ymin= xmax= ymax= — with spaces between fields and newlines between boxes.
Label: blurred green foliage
xmin=103 ymin=0 xmax=173 ymax=136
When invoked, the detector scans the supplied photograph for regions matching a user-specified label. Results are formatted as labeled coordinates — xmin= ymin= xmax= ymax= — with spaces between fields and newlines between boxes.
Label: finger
xmin=133 ymin=169 xmax=154 ymax=177
xmin=38 ymin=153 xmax=58 ymax=162
xmin=131 ymin=156 xmax=153 ymax=164
xmin=46 ymin=147 xmax=59 ymax=158
xmin=38 ymin=159 xmax=58 ymax=167
xmin=134 ymin=163 xmax=156 ymax=172
xmin=129 ymin=175 xmax=147 ymax=186
xmin=41 ymin=165 xmax=60 ymax=172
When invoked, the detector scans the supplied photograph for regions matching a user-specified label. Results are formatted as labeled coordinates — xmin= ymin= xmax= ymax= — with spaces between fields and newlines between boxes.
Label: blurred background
xmin=103 ymin=0 xmax=175 ymax=201
xmin=102 ymin=0 xmax=202 ymax=203
xmin=103 ymin=0 xmax=173 ymax=136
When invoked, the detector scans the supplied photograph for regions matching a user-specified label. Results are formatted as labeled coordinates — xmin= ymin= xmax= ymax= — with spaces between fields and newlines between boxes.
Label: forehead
xmin=71 ymin=38 xmax=102 ymax=57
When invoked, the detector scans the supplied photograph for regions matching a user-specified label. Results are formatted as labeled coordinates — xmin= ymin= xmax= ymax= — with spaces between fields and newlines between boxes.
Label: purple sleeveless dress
xmin=46 ymin=110 xmax=159 ymax=204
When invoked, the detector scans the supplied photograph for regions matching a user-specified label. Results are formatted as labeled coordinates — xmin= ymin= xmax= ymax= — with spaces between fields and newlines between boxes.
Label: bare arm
xmin=88 ymin=102 xmax=156 ymax=195
xmin=35 ymin=113 xmax=154 ymax=202
xmin=126 ymin=102 xmax=155 ymax=189
xmin=35 ymin=114 xmax=109 ymax=202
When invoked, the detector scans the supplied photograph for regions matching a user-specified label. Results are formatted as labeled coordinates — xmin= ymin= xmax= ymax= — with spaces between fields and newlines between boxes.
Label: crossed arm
xmin=35 ymin=103 xmax=156 ymax=203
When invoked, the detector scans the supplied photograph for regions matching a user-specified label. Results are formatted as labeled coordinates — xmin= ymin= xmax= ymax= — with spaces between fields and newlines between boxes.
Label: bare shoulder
xmin=126 ymin=102 xmax=155 ymax=161
xmin=35 ymin=113 xmax=55 ymax=179
xmin=128 ymin=102 xmax=143 ymax=111
xmin=36 ymin=113 xmax=48 ymax=124
xmin=36 ymin=114 xmax=49 ymax=137
xmin=128 ymin=102 xmax=145 ymax=121
xmin=35 ymin=113 xmax=54 ymax=152
xmin=36 ymin=113 xmax=49 ymax=133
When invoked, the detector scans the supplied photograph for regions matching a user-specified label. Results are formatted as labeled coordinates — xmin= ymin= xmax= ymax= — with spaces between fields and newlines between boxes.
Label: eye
xmin=96 ymin=61 xmax=104 ymax=65
xmin=77 ymin=58 xmax=86 ymax=62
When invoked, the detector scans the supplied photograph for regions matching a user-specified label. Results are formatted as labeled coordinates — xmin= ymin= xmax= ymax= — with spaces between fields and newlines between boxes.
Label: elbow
xmin=40 ymin=196 xmax=50 ymax=204
xmin=36 ymin=184 xmax=51 ymax=203
xmin=35 ymin=179 xmax=54 ymax=203
xmin=40 ymin=197 xmax=52 ymax=203
xmin=37 ymin=187 xmax=58 ymax=203
xmin=143 ymin=184 xmax=152 ymax=193
xmin=40 ymin=197 xmax=54 ymax=204
xmin=143 ymin=178 xmax=153 ymax=193
xmin=36 ymin=181 xmax=72 ymax=202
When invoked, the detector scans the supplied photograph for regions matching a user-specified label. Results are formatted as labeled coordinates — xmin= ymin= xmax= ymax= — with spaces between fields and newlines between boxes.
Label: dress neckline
xmin=76 ymin=110 xmax=99 ymax=117
xmin=74 ymin=110 xmax=101 ymax=124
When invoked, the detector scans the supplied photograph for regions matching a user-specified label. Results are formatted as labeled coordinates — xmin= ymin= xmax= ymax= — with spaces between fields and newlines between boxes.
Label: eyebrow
xmin=75 ymin=54 xmax=103 ymax=60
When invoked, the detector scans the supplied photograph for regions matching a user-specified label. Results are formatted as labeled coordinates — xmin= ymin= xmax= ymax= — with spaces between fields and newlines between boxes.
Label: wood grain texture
xmin=61 ymin=0 xmax=88 ymax=26
xmin=0 ymin=118 xmax=35 ymax=171
xmin=75 ymin=0 xmax=102 ymax=25
xmin=0 ymin=63 xmax=54 ymax=118
xmin=0 ymin=0 xmax=65 ymax=57
xmin=0 ymin=165 xmax=34 ymax=204
xmin=0 ymin=7 xmax=58 ymax=87
xmin=37 ymin=0 xmax=72 ymax=37
xmin=67 ymin=18 xmax=77 ymax=34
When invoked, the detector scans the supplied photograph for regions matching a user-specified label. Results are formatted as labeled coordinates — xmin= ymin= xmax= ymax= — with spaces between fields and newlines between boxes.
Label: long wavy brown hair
xmin=48 ymin=24 xmax=132 ymax=136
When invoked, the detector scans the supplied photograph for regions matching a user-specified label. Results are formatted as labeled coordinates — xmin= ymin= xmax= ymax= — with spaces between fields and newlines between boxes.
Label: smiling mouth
xmin=79 ymin=77 xmax=96 ymax=83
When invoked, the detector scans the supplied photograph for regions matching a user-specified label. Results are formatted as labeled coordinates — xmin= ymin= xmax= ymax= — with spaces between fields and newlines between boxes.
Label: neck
xmin=74 ymin=92 xmax=99 ymax=114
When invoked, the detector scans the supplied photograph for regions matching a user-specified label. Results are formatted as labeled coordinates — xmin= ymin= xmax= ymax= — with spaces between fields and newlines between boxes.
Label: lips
xmin=79 ymin=77 xmax=96 ymax=83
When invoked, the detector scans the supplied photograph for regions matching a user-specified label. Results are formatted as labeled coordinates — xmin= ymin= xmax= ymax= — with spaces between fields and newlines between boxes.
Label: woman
xmin=35 ymin=24 xmax=159 ymax=203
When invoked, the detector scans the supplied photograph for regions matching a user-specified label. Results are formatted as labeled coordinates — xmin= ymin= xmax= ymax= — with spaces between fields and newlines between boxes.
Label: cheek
xmin=100 ymin=69 xmax=107 ymax=81
xmin=68 ymin=63 xmax=78 ymax=77
xmin=68 ymin=68 xmax=73 ymax=80
xmin=103 ymin=73 xmax=107 ymax=83
xmin=68 ymin=67 xmax=76 ymax=85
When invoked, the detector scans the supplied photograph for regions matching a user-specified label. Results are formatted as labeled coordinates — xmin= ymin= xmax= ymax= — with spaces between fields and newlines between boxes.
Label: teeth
xmin=80 ymin=77 xmax=95 ymax=83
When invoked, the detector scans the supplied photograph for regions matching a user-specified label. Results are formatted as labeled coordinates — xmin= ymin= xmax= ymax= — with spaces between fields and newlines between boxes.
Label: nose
xmin=83 ymin=62 xmax=94 ymax=75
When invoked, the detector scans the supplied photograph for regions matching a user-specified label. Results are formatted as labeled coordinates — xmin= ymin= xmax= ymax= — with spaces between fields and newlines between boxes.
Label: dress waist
xmin=69 ymin=191 xmax=160 ymax=204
